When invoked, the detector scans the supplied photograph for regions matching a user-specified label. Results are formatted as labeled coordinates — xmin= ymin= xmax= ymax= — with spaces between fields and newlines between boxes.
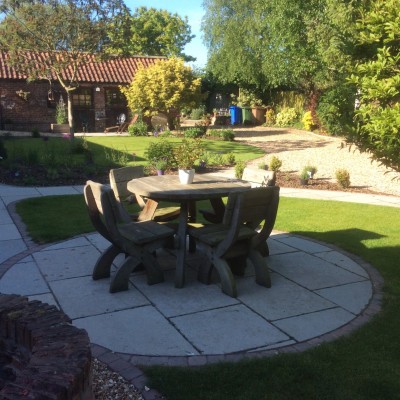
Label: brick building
xmin=0 ymin=51 xmax=165 ymax=132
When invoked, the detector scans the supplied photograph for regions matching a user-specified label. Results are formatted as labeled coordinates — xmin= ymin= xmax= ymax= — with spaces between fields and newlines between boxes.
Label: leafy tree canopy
xmin=106 ymin=6 xmax=195 ymax=62
xmin=121 ymin=58 xmax=202 ymax=129
xmin=0 ymin=0 xmax=127 ymax=135
xmin=348 ymin=0 xmax=400 ymax=172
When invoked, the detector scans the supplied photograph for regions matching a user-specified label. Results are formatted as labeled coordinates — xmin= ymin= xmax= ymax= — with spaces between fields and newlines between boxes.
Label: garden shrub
xmin=218 ymin=129 xmax=235 ymax=141
xmin=317 ymin=84 xmax=356 ymax=135
xmin=335 ymin=168 xmax=351 ymax=188
xmin=275 ymin=108 xmax=298 ymax=127
xmin=269 ymin=156 xmax=282 ymax=171
xmin=184 ymin=127 xmax=205 ymax=139
xmin=145 ymin=139 xmax=175 ymax=169
xmin=0 ymin=139 xmax=7 ymax=160
xmin=31 ymin=128 xmax=40 ymax=138
xmin=302 ymin=111 xmax=316 ymax=131
xmin=128 ymin=121 xmax=148 ymax=136
xmin=234 ymin=160 xmax=246 ymax=179
xmin=190 ymin=106 xmax=206 ymax=120
xmin=265 ymin=108 xmax=276 ymax=126
xmin=225 ymin=152 xmax=236 ymax=165
xmin=55 ymin=98 xmax=67 ymax=124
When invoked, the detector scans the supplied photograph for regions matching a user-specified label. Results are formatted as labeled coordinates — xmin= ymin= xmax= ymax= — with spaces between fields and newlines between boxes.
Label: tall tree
xmin=202 ymin=0 xmax=364 ymax=95
xmin=0 ymin=0 xmax=127 ymax=137
xmin=107 ymin=6 xmax=195 ymax=62
xmin=348 ymin=0 xmax=400 ymax=172
xmin=121 ymin=58 xmax=201 ymax=129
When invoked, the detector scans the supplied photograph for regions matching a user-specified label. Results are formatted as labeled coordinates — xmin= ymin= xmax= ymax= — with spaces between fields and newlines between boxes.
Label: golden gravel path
xmin=231 ymin=126 xmax=400 ymax=197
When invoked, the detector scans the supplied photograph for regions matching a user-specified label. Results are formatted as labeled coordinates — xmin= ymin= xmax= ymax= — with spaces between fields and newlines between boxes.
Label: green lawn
xmin=3 ymin=135 xmax=264 ymax=168
xmin=15 ymin=195 xmax=400 ymax=399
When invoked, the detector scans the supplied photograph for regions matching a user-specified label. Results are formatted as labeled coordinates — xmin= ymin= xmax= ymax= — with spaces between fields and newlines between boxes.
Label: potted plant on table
xmin=153 ymin=158 xmax=168 ymax=175
xmin=173 ymin=138 xmax=204 ymax=184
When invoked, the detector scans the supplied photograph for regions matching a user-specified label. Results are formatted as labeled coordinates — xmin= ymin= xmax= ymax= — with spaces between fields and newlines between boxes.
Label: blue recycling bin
xmin=229 ymin=105 xmax=242 ymax=125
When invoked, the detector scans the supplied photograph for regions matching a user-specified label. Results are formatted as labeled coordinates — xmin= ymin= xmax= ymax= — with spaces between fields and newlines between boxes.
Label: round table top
xmin=127 ymin=174 xmax=251 ymax=201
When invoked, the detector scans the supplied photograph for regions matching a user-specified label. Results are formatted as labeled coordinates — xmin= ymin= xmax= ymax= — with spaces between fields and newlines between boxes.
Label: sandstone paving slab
xmin=132 ymin=270 xmax=239 ymax=318
xmin=268 ymin=252 xmax=366 ymax=290
xmin=315 ymin=251 xmax=369 ymax=278
xmin=0 ymin=194 xmax=41 ymax=206
xmin=0 ymin=223 xmax=21 ymax=240
xmin=35 ymin=186 xmax=83 ymax=196
xmin=171 ymin=304 xmax=290 ymax=355
xmin=237 ymin=273 xmax=336 ymax=321
xmin=0 ymin=208 xmax=12 ymax=224
xmin=73 ymin=306 xmax=199 ymax=356
xmin=34 ymin=245 xmax=98 ymax=281
xmin=0 ymin=185 xmax=39 ymax=196
xmin=0 ymin=199 xmax=5 ymax=210
xmin=0 ymin=260 xmax=49 ymax=295
xmin=273 ymin=307 xmax=355 ymax=342
xmin=86 ymin=233 xmax=111 ymax=252
xmin=267 ymin=237 xmax=299 ymax=255
xmin=0 ymin=239 xmax=27 ymax=263
xmin=44 ymin=236 xmax=91 ymax=251
xmin=49 ymin=275 xmax=150 ymax=319
xmin=29 ymin=293 xmax=59 ymax=308
xmin=274 ymin=236 xmax=332 ymax=254
xmin=315 ymin=281 xmax=372 ymax=314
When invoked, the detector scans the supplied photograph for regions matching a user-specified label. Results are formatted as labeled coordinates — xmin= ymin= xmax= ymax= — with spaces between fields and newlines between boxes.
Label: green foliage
xmin=218 ymin=129 xmax=235 ymax=141
xmin=128 ymin=121 xmax=148 ymax=136
xmin=173 ymin=138 xmax=204 ymax=169
xmin=269 ymin=156 xmax=282 ymax=171
xmin=104 ymin=146 xmax=130 ymax=166
xmin=121 ymin=58 xmax=202 ymax=130
xmin=264 ymin=108 xmax=276 ymax=126
xmin=304 ymin=164 xmax=318 ymax=178
xmin=275 ymin=108 xmax=298 ymax=127
xmin=184 ymin=127 xmax=205 ymax=139
xmin=225 ymin=152 xmax=236 ymax=165
xmin=31 ymin=128 xmax=40 ymax=138
xmin=335 ymin=168 xmax=351 ymax=188
xmin=346 ymin=0 xmax=400 ymax=172
xmin=106 ymin=6 xmax=195 ymax=62
xmin=145 ymin=140 xmax=175 ymax=170
xmin=0 ymin=139 xmax=7 ymax=160
xmin=301 ymin=111 xmax=316 ymax=131
xmin=317 ymin=84 xmax=356 ymax=135
xmin=55 ymin=97 xmax=67 ymax=124
xmin=234 ymin=160 xmax=245 ymax=179
xmin=189 ymin=106 xmax=206 ymax=120
xmin=299 ymin=167 xmax=310 ymax=180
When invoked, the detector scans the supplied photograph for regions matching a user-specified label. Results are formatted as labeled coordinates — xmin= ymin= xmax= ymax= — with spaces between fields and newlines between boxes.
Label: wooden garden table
xmin=127 ymin=174 xmax=251 ymax=288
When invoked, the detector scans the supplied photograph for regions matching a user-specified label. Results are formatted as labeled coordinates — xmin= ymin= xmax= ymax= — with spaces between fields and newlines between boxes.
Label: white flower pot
xmin=178 ymin=169 xmax=195 ymax=184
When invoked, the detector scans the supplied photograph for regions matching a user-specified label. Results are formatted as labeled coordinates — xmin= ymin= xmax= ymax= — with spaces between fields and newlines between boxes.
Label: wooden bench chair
xmin=188 ymin=186 xmax=280 ymax=298
xmin=84 ymin=180 xmax=130 ymax=281
xmin=109 ymin=166 xmax=180 ymax=222
xmin=100 ymin=188 xmax=175 ymax=292
xmin=199 ymin=167 xmax=276 ymax=224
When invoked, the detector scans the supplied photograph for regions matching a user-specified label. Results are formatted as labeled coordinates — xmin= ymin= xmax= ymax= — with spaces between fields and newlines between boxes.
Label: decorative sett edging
xmin=0 ymin=294 xmax=93 ymax=400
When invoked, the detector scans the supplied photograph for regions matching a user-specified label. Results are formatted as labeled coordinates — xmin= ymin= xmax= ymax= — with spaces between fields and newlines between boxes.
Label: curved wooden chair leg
xmin=142 ymin=252 xmax=164 ymax=285
xmin=213 ymin=258 xmax=237 ymax=298
xmin=249 ymin=249 xmax=271 ymax=288
xmin=109 ymin=256 xmax=140 ymax=293
xmin=92 ymin=244 xmax=121 ymax=280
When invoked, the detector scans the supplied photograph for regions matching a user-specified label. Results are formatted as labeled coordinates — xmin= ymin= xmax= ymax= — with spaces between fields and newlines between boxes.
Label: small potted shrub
xmin=153 ymin=159 xmax=168 ymax=175
xmin=174 ymin=139 xmax=204 ymax=184
xmin=299 ymin=168 xmax=310 ymax=185
xmin=269 ymin=156 xmax=282 ymax=172
xmin=335 ymin=168 xmax=351 ymax=188
xmin=304 ymin=164 xmax=318 ymax=179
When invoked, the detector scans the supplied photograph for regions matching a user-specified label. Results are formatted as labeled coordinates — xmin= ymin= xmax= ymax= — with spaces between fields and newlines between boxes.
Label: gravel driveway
xmin=232 ymin=126 xmax=400 ymax=197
